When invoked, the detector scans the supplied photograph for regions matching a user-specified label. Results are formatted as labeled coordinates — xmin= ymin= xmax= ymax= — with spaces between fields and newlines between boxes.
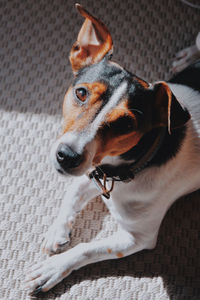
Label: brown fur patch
xmin=92 ymin=98 xmax=142 ymax=164
xmin=116 ymin=252 xmax=124 ymax=258
xmin=93 ymin=130 xmax=142 ymax=165
xmin=62 ymin=269 xmax=70 ymax=277
xmin=62 ymin=82 xmax=107 ymax=133
xmin=106 ymin=99 xmax=136 ymax=123
xmin=135 ymin=77 xmax=149 ymax=88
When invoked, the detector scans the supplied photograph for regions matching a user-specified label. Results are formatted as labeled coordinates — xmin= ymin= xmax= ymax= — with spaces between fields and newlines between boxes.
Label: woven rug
xmin=0 ymin=0 xmax=200 ymax=299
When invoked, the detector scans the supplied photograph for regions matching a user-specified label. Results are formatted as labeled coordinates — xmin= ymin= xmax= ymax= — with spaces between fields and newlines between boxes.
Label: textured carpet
xmin=0 ymin=0 xmax=200 ymax=299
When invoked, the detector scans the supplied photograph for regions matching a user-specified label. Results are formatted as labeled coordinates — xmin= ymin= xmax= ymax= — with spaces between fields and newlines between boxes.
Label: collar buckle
xmin=88 ymin=171 xmax=114 ymax=199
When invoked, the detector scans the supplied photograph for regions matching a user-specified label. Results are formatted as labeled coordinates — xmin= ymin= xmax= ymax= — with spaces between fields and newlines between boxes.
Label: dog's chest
xmin=102 ymin=171 xmax=163 ymax=229
xmin=102 ymin=112 xmax=200 ymax=231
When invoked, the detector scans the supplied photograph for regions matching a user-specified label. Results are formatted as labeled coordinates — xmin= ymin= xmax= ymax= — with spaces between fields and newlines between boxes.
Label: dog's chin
xmin=56 ymin=164 xmax=90 ymax=177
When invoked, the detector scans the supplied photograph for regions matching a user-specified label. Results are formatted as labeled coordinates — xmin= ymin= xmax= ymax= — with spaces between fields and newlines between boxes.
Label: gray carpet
xmin=0 ymin=0 xmax=200 ymax=299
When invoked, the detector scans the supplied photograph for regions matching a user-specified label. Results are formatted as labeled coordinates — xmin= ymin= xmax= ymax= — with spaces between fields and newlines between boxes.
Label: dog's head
xmin=51 ymin=4 xmax=190 ymax=176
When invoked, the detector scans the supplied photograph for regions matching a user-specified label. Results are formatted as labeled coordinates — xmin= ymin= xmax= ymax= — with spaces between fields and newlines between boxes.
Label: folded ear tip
xmin=75 ymin=3 xmax=88 ymax=18
xmin=75 ymin=3 xmax=81 ymax=10
xmin=75 ymin=3 xmax=83 ymax=14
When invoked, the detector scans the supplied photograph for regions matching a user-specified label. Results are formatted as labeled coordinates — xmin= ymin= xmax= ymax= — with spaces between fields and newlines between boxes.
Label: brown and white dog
xmin=25 ymin=4 xmax=200 ymax=294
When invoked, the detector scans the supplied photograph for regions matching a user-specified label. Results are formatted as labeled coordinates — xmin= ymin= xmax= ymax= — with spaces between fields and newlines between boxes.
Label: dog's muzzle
xmin=56 ymin=143 xmax=83 ymax=172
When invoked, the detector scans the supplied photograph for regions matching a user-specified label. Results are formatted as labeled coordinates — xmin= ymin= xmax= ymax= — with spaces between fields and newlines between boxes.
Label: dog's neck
xmin=121 ymin=125 xmax=187 ymax=167
xmin=90 ymin=125 xmax=187 ymax=182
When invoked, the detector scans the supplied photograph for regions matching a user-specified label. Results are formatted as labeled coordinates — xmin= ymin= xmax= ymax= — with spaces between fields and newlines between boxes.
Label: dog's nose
xmin=56 ymin=143 xmax=82 ymax=170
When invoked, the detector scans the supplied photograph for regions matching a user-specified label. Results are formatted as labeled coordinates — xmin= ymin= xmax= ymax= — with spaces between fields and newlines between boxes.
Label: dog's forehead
xmin=73 ymin=59 xmax=131 ymax=89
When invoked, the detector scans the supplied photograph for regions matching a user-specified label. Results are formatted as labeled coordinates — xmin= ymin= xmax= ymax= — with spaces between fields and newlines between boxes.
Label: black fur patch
xmin=121 ymin=126 xmax=186 ymax=167
xmin=106 ymin=116 xmax=136 ymax=135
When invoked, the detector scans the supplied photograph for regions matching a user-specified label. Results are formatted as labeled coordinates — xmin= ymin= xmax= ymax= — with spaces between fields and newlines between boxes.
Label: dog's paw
xmin=24 ymin=252 xmax=72 ymax=294
xmin=42 ymin=220 xmax=73 ymax=255
xmin=172 ymin=44 xmax=200 ymax=73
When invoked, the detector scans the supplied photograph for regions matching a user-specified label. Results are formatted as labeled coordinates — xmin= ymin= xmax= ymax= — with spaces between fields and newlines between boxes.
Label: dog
xmin=25 ymin=4 xmax=200 ymax=294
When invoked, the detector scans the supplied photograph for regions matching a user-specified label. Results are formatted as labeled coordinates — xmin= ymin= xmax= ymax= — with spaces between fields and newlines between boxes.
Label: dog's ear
xmin=152 ymin=81 xmax=190 ymax=133
xmin=69 ymin=4 xmax=113 ymax=74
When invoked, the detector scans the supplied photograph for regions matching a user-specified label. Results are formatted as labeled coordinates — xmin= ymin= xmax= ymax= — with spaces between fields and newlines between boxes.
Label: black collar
xmin=88 ymin=127 xmax=166 ymax=198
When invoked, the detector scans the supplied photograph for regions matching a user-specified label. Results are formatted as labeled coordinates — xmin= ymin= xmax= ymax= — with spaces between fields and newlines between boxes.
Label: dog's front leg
xmin=26 ymin=229 xmax=142 ymax=294
xmin=42 ymin=174 xmax=101 ymax=254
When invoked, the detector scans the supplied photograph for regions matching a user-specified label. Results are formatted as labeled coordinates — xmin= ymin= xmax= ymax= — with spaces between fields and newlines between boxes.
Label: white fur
xmin=26 ymin=84 xmax=200 ymax=294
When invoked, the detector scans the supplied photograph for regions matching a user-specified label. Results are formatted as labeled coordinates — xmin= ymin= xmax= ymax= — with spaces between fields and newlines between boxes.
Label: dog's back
xmin=168 ymin=60 xmax=200 ymax=194
xmin=170 ymin=60 xmax=200 ymax=92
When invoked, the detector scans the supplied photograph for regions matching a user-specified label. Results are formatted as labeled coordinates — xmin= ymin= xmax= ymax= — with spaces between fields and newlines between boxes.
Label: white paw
xmin=172 ymin=44 xmax=200 ymax=73
xmin=42 ymin=220 xmax=73 ymax=255
xmin=24 ymin=252 xmax=72 ymax=294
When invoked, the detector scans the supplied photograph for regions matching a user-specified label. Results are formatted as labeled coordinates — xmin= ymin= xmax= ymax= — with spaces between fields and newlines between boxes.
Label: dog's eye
xmin=75 ymin=87 xmax=87 ymax=102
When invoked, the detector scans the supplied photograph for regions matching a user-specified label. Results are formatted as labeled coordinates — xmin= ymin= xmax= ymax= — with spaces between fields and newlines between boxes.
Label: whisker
xmin=105 ymin=121 xmax=111 ymax=127
xmin=129 ymin=108 xmax=143 ymax=115
xmin=113 ymin=107 xmax=143 ymax=115
xmin=86 ymin=150 xmax=93 ymax=160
